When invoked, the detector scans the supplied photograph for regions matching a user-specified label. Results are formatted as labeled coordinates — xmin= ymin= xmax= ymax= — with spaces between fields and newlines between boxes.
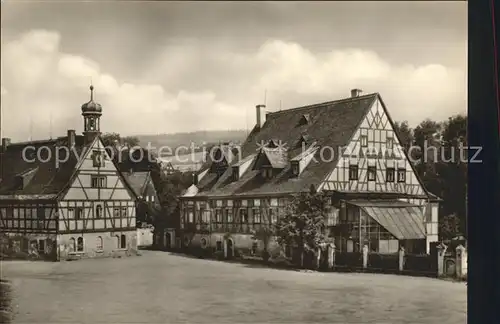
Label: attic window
xmin=297 ymin=134 xmax=311 ymax=148
xmin=291 ymin=162 xmax=299 ymax=176
xmin=261 ymin=167 xmax=273 ymax=179
xmin=267 ymin=139 xmax=279 ymax=148
xmin=298 ymin=114 xmax=310 ymax=125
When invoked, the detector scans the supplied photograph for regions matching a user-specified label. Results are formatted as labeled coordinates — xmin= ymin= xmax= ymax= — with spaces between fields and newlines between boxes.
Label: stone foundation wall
xmin=57 ymin=230 xmax=138 ymax=260
xmin=184 ymin=232 xmax=281 ymax=256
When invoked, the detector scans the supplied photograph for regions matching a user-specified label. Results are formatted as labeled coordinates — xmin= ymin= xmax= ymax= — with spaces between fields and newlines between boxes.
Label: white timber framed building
xmin=179 ymin=89 xmax=440 ymax=258
xmin=0 ymin=86 xmax=141 ymax=260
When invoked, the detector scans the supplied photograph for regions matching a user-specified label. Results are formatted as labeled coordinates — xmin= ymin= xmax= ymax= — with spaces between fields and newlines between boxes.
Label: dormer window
xmin=298 ymin=114 xmax=310 ymax=126
xmin=296 ymin=133 xmax=311 ymax=148
xmin=267 ymin=139 xmax=279 ymax=148
xmin=261 ymin=167 xmax=273 ymax=179
xmin=291 ymin=162 xmax=299 ymax=177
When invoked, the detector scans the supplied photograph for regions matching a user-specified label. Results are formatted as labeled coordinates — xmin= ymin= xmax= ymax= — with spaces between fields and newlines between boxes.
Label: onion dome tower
xmin=81 ymin=85 xmax=102 ymax=143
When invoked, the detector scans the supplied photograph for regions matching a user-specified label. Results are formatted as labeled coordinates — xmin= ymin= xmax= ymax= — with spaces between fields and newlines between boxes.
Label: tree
xmin=101 ymin=132 xmax=140 ymax=148
xmin=251 ymin=199 xmax=276 ymax=262
xmin=275 ymin=187 xmax=329 ymax=268
xmin=440 ymin=213 xmax=461 ymax=241
xmin=439 ymin=115 xmax=467 ymax=236
xmin=151 ymin=170 xmax=193 ymax=229
xmin=393 ymin=121 xmax=413 ymax=152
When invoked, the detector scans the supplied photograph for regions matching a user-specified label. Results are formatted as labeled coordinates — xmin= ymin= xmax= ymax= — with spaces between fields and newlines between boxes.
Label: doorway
xmin=226 ymin=239 xmax=234 ymax=259
xmin=165 ymin=233 xmax=171 ymax=249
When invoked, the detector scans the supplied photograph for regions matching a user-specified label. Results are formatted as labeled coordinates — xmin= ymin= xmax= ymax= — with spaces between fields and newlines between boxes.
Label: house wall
xmin=137 ymin=227 xmax=154 ymax=247
xmin=185 ymin=232 xmax=281 ymax=256
xmin=59 ymin=138 xmax=137 ymax=234
xmin=319 ymin=98 xmax=427 ymax=198
xmin=57 ymin=230 xmax=137 ymax=260
xmin=0 ymin=202 xmax=58 ymax=234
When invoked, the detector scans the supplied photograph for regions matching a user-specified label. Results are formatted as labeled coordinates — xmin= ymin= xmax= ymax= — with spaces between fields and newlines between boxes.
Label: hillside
xmin=135 ymin=130 xmax=248 ymax=156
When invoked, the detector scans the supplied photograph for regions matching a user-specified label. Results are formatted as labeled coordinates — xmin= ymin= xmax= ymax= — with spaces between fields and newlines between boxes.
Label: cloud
xmin=1 ymin=30 xmax=465 ymax=142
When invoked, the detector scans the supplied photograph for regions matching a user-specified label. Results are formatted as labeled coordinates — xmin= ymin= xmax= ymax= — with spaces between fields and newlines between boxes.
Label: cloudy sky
xmin=1 ymin=1 xmax=466 ymax=141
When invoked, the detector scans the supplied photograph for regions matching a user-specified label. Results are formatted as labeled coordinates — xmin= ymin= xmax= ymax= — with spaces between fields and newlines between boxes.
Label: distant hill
xmin=134 ymin=130 xmax=248 ymax=156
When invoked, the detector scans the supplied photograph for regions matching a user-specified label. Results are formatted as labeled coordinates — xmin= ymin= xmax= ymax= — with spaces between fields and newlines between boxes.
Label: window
xmin=262 ymin=168 xmax=273 ymax=179
xmin=386 ymin=168 xmax=395 ymax=182
xmin=37 ymin=208 xmax=45 ymax=220
xmin=367 ymin=166 xmax=376 ymax=181
xmin=387 ymin=137 xmax=394 ymax=149
xmin=349 ymin=165 xmax=359 ymax=180
xmin=91 ymin=175 xmax=107 ymax=188
xmin=240 ymin=209 xmax=248 ymax=223
xmin=232 ymin=167 xmax=239 ymax=181
xmin=215 ymin=209 xmax=222 ymax=223
xmin=38 ymin=239 xmax=45 ymax=253
xmin=291 ymin=162 xmax=299 ymax=176
xmin=96 ymin=236 xmax=103 ymax=251
xmin=254 ymin=199 xmax=261 ymax=207
xmin=75 ymin=207 xmax=83 ymax=220
xmin=397 ymin=168 xmax=406 ymax=183
xmin=216 ymin=241 xmax=223 ymax=251
xmin=69 ymin=238 xmax=76 ymax=252
xmin=269 ymin=209 xmax=277 ymax=224
xmin=360 ymin=135 xmax=368 ymax=147
xmin=91 ymin=150 xmax=105 ymax=167
xmin=120 ymin=235 xmax=126 ymax=249
xmin=253 ymin=209 xmax=261 ymax=223
xmin=77 ymin=237 xmax=84 ymax=252
xmin=121 ymin=207 xmax=127 ymax=217
xmin=201 ymin=209 xmax=209 ymax=223
xmin=326 ymin=207 xmax=337 ymax=226
xmin=226 ymin=209 xmax=233 ymax=223
xmin=95 ymin=205 xmax=103 ymax=219
xmin=251 ymin=242 xmax=258 ymax=255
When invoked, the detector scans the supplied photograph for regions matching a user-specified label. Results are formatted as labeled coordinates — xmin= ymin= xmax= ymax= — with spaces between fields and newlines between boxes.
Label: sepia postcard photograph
xmin=0 ymin=1 xmax=490 ymax=323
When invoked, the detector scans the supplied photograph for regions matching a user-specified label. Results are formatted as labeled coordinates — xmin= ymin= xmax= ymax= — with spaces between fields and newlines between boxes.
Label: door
xmin=165 ymin=233 xmax=171 ymax=249
xmin=226 ymin=239 xmax=234 ymax=259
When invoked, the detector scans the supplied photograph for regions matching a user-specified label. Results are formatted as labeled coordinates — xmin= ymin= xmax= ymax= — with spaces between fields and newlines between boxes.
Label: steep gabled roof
xmin=191 ymin=93 xmax=379 ymax=198
xmin=0 ymin=135 xmax=89 ymax=198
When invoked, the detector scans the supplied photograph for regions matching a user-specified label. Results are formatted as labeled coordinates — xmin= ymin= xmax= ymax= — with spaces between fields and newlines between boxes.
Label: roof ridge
xmin=267 ymin=92 xmax=378 ymax=116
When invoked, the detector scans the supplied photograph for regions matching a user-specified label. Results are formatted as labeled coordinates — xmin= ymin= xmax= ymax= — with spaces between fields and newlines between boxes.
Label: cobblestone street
xmin=1 ymin=251 xmax=467 ymax=323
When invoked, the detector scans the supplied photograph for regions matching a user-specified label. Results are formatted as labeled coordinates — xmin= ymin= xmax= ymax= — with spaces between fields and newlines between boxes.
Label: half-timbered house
xmin=0 ymin=86 xmax=139 ymax=260
xmin=179 ymin=89 xmax=440 ymax=258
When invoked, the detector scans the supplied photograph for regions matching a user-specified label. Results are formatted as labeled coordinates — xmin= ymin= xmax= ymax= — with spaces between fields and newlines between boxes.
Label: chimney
xmin=67 ymin=130 xmax=76 ymax=148
xmin=256 ymin=104 xmax=266 ymax=128
xmin=2 ymin=138 xmax=11 ymax=152
xmin=351 ymin=89 xmax=362 ymax=98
